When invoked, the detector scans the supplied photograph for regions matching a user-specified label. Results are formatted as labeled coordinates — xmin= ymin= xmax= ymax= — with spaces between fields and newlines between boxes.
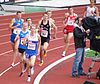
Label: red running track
xmin=0 ymin=5 xmax=100 ymax=84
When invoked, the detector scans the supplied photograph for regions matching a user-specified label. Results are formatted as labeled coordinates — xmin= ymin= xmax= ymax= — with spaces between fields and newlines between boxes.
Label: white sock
xmin=63 ymin=51 xmax=66 ymax=54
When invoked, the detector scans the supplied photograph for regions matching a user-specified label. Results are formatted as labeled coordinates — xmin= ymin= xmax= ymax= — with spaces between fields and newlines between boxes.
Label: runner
xmin=18 ymin=22 xmax=30 ymax=76
xmin=62 ymin=8 xmax=77 ymax=57
xmin=26 ymin=18 xmax=33 ymax=30
xmin=46 ymin=10 xmax=57 ymax=39
xmin=37 ymin=13 xmax=57 ymax=66
xmin=9 ymin=11 xmax=24 ymax=66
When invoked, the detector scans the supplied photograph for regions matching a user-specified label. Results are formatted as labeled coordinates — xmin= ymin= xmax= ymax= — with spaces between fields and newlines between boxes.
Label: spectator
xmin=72 ymin=17 xmax=90 ymax=77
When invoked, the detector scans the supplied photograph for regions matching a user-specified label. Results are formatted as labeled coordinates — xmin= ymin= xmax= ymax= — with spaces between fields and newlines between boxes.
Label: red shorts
xmin=63 ymin=25 xmax=74 ymax=34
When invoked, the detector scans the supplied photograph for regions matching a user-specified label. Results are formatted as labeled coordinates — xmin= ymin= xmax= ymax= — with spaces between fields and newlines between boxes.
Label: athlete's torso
xmin=19 ymin=30 xmax=29 ymax=49
xmin=12 ymin=18 xmax=23 ymax=34
xmin=40 ymin=20 xmax=50 ymax=38
xmin=86 ymin=6 xmax=96 ymax=16
xmin=25 ymin=33 xmax=39 ymax=55
xmin=65 ymin=14 xmax=76 ymax=26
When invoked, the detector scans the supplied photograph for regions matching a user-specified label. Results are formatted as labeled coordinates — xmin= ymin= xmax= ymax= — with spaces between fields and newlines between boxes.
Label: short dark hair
xmin=68 ymin=7 xmax=72 ymax=10
xmin=75 ymin=16 xmax=83 ymax=24
xmin=75 ymin=17 xmax=79 ymax=24
xmin=16 ymin=11 xmax=21 ymax=15
xmin=47 ymin=10 xmax=52 ymax=13
xmin=26 ymin=18 xmax=32 ymax=21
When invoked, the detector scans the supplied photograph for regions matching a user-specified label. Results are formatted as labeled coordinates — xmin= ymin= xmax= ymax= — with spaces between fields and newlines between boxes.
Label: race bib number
xmin=28 ymin=42 xmax=36 ymax=50
xmin=41 ymin=30 xmax=48 ymax=37
xmin=20 ymin=38 xmax=24 ymax=45
xmin=13 ymin=28 xmax=21 ymax=34
xmin=67 ymin=20 xmax=74 ymax=25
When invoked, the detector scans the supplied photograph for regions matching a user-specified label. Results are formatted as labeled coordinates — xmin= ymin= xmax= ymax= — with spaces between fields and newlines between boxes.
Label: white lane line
xmin=0 ymin=31 xmax=63 ymax=45
xmin=0 ymin=36 xmax=63 ymax=46
xmin=0 ymin=28 xmax=8 ymax=31
xmin=34 ymin=53 xmax=75 ymax=84
xmin=0 ymin=43 xmax=74 ymax=77
xmin=48 ymin=43 xmax=73 ymax=52
xmin=3 ymin=37 xmax=68 ymax=46
xmin=0 ymin=34 xmax=10 ymax=38
xmin=0 ymin=37 xmax=64 ymax=56
xmin=34 ymin=48 xmax=89 ymax=84
xmin=0 ymin=50 xmax=13 ymax=56
xmin=0 ymin=41 xmax=10 ymax=46
xmin=0 ymin=24 xmax=63 ymax=33
xmin=0 ymin=62 xmax=20 ymax=77
xmin=0 ymin=23 xmax=9 ymax=26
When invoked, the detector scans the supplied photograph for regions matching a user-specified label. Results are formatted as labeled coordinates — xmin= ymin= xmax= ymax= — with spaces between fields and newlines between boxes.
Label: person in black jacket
xmin=72 ymin=17 xmax=90 ymax=77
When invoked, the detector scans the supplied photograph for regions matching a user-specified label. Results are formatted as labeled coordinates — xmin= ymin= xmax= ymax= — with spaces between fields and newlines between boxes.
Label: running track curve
xmin=0 ymin=5 xmax=100 ymax=84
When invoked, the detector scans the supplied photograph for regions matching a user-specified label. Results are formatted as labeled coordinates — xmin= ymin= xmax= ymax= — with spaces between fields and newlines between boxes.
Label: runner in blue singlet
xmin=18 ymin=22 xmax=29 ymax=75
xmin=9 ymin=11 xmax=24 ymax=66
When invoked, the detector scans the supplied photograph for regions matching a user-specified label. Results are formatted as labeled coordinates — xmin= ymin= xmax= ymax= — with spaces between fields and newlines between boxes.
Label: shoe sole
xmin=39 ymin=62 xmax=44 ymax=66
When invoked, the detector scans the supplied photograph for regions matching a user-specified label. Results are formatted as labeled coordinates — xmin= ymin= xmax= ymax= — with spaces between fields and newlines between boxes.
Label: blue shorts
xmin=10 ymin=33 xmax=17 ymax=43
xmin=25 ymin=52 xmax=37 ymax=59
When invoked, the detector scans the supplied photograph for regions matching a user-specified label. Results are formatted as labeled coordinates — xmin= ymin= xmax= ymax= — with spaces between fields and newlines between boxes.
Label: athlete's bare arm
xmin=38 ymin=35 xmax=41 ymax=55
xmin=37 ymin=20 xmax=42 ymax=31
xmin=95 ymin=7 xmax=99 ymax=16
xmin=9 ymin=19 xmax=17 ymax=30
xmin=50 ymin=21 xmax=57 ymax=39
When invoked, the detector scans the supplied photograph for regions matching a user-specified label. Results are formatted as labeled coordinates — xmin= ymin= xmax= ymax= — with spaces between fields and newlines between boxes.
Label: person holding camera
xmin=72 ymin=17 xmax=90 ymax=77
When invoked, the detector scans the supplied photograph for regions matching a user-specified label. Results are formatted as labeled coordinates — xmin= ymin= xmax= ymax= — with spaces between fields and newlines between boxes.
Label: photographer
xmin=72 ymin=17 xmax=90 ymax=77
xmin=82 ymin=16 xmax=100 ymax=52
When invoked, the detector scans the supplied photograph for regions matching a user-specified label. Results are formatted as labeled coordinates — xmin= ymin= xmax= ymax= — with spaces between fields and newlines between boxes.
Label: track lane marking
xmin=0 ymin=28 xmax=9 ymax=31
xmin=0 ymin=43 xmax=74 ymax=77
xmin=0 ymin=50 xmax=13 ymax=56
xmin=0 ymin=62 xmax=20 ymax=77
xmin=0 ymin=36 xmax=64 ymax=56
xmin=34 ymin=48 xmax=89 ymax=84
xmin=0 ymin=30 xmax=63 ymax=45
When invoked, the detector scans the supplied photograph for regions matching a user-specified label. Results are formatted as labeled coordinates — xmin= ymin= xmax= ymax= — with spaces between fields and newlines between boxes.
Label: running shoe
xmin=27 ymin=76 xmax=31 ymax=82
xmin=61 ymin=51 xmax=66 ymax=57
xmin=43 ymin=53 xmax=47 ymax=57
xmin=11 ymin=63 xmax=15 ymax=67
xmin=39 ymin=60 xmax=44 ymax=66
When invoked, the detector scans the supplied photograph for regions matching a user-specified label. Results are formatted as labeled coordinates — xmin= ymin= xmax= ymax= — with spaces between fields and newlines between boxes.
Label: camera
xmin=82 ymin=16 xmax=100 ymax=52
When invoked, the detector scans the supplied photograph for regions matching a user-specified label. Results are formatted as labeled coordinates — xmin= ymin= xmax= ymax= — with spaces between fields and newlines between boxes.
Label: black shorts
xmin=18 ymin=48 xmax=26 ymax=54
xmin=41 ymin=37 xmax=50 ymax=45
